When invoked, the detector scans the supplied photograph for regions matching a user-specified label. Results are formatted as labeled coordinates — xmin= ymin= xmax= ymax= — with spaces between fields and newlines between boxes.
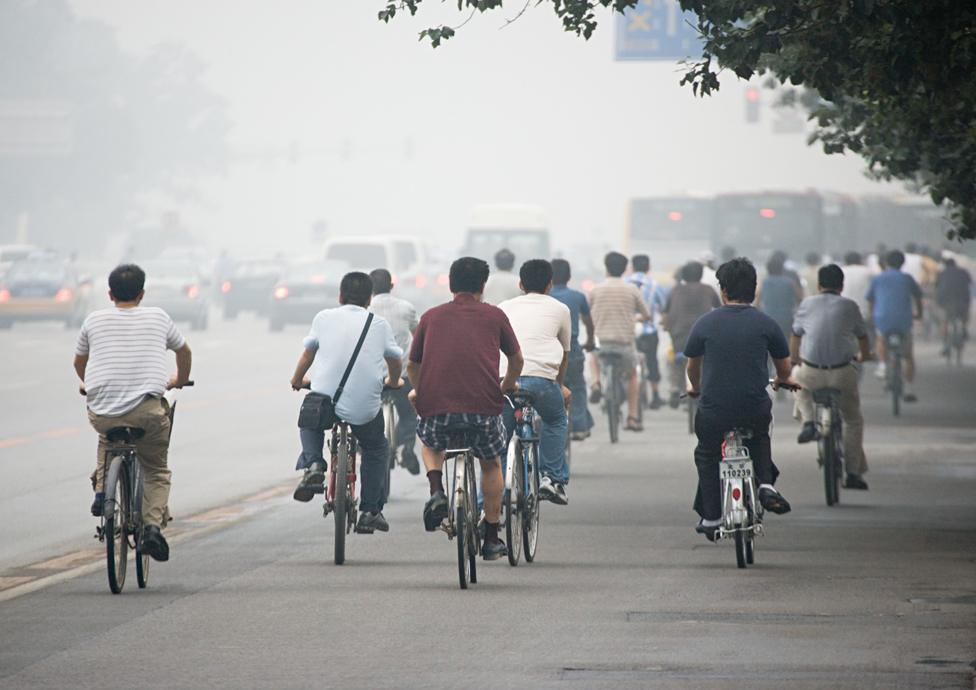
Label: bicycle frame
xmin=326 ymin=423 xmax=358 ymax=513
xmin=100 ymin=446 xmax=142 ymax=546
xmin=718 ymin=431 xmax=762 ymax=540
xmin=506 ymin=403 xmax=539 ymax=495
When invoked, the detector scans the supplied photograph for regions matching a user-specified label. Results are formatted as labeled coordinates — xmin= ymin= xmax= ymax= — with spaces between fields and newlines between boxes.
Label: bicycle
xmin=431 ymin=422 xmax=482 ymax=589
xmin=95 ymin=382 xmax=193 ymax=594
xmin=943 ymin=315 xmax=966 ymax=366
xmin=322 ymin=417 xmax=360 ymax=565
xmin=812 ymin=387 xmax=843 ymax=506
xmin=504 ymin=392 xmax=542 ymax=567
xmin=598 ymin=351 xmax=627 ymax=444
xmin=381 ymin=388 xmax=397 ymax=502
xmin=883 ymin=332 xmax=905 ymax=416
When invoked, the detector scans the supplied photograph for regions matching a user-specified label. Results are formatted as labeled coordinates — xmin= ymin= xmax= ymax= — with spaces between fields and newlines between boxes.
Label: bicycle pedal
xmin=322 ymin=503 xmax=333 ymax=518
xmin=311 ymin=485 xmax=325 ymax=495
xmin=94 ymin=527 xmax=105 ymax=542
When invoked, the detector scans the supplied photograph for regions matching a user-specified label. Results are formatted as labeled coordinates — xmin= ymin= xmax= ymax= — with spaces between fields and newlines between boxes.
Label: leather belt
xmin=801 ymin=358 xmax=853 ymax=370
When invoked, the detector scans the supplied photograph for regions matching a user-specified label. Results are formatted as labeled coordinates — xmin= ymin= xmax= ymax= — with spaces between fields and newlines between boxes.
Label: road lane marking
xmin=0 ymin=426 xmax=82 ymax=449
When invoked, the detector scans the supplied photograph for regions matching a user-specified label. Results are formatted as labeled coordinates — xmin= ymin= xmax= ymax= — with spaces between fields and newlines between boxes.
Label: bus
xmin=712 ymin=191 xmax=825 ymax=264
xmin=626 ymin=195 xmax=713 ymax=275
xmin=462 ymin=203 xmax=551 ymax=265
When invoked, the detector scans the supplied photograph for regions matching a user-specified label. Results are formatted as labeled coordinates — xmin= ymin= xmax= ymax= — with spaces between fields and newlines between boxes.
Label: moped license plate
xmin=720 ymin=460 xmax=752 ymax=480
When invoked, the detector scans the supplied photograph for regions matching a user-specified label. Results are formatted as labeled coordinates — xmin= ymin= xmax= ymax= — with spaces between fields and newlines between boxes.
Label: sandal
xmin=588 ymin=385 xmax=602 ymax=404
xmin=625 ymin=416 xmax=643 ymax=432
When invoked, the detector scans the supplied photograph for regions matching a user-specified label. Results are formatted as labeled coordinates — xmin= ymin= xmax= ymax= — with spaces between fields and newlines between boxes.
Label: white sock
xmin=700 ymin=517 xmax=722 ymax=527
xmin=759 ymin=483 xmax=776 ymax=492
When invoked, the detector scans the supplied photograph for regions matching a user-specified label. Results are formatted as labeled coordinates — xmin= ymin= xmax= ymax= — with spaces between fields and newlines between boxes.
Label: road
xmin=0 ymin=314 xmax=974 ymax=689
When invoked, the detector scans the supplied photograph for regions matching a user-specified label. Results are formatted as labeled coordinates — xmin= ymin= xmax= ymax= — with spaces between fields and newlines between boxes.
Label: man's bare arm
xmin=501 ymin=351 xmax=524 ymax=392
xmin=556 ymin=351 xmax=568 ymax=386
xmin=169 ymin=344 xmax=192 ymax=389
xmin=73 ymin=354 xmax=88 ymax=382
xmin=290 ymin=347 xmax=316 ymax=390
xmin=581 ymin=313 xmax=595 ymax=350
xmin=789 ymin=334 xmax=802 ymax=365
xmin=686 ymin=355 xmax=703 ymax=393
xmin=385 ymin=356 xmax=403 ymax=387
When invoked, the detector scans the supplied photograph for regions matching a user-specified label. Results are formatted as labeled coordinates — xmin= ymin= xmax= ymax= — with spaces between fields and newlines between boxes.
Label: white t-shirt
xmin=483 ymin=272 xmax=522 ymax=305
xmin=498 ymin=293 xmax=571 ymax=381
xmin=840 ymin=263 xmax=873 ymax=317
xmin=903 ymin=253 xmax=924 ymax=284
xmin=76 ymin=307 xmax=185 ymax=417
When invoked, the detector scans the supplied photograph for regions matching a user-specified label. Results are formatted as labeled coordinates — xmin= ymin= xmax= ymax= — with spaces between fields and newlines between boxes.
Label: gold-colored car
xmin=0 ymin=258 xmax=93 ymax=329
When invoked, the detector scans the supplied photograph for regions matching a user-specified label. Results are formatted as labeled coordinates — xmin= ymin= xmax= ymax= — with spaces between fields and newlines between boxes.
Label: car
xmin=221 ymin=258 xmax=284 ymax=319
xmin=0 ymin=258 xmax=93 ymax=328
xmin=139 ymin=259 xmax=210 ymax=331
xmin=0 ymin=245 xmax=39 ymax=280
xmin=268 ymin=260 xmax=347 ymax=331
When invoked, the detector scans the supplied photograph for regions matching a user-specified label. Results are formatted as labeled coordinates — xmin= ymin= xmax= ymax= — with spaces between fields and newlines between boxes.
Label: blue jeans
xmin=502 ymin=376 xmax=569 ymax=485
xmin=565 ymin=348 xmax=594 ymax=433
xmin=297 ymin=411 xmax=388 ymax=513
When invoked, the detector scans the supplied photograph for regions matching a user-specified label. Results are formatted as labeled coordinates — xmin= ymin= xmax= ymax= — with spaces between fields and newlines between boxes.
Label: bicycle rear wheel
xmin=333 ymin=433 xmax=349 ymax=565
xmin=505 ymin=443 xmax=524 ymax=566
xmin=383 ymin=402 xmax=395 ymax=502
xmin=105 ymin=459 xmax=130 ymax=594
xmin=889 ymin=354 xmax=902 ymax=417
xmin=821 ymin=434 xmax=839 ymax=507
xmin=523 ymin=443 xmax=541 ymax=563
xmin=133 ymin=467 xmax=149 ymax=589
xmin=734 ymin=526 xmax=746 ymax=569
xmin=464 ymin=457 xmax=479 ymax=584
xmin=606 ymin=364 xmax=620 ymax=444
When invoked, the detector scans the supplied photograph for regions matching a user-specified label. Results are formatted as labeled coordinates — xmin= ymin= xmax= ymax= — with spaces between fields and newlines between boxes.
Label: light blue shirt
xmin=303 ymin=305 xmax=402 ymax=425
xmin=626 ymin=272 xmax=667 ymax=335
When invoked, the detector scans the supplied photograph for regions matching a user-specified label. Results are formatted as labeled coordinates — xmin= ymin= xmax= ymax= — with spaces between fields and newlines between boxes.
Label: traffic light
xmin=745 ymin=86 xmax=760 ymax=124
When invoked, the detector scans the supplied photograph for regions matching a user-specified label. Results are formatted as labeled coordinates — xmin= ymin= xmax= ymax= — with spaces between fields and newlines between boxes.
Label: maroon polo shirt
xmin=409 ymin=293 xmax=520 ymax=417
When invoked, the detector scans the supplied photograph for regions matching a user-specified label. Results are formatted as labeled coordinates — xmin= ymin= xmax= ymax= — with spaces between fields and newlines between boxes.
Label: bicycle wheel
xmin=505 ymin=443 xmax=524 ymax=566
xmin=104 ymin=458 xmax=130 ymax=594
xmin=733 ymin=526 xmax=746 ymax=569
xmin=523 ymin=443 xmax=541 ymax=563
xmin=456 ymin=457 xmax=470 ymax=589
xmin=606 ymin=364 xmax=619 ymax=444
xmin=821 ymin=433 xmax=839 ymax=507
xmin=133 ymin=466 xmax=150 ymax=589
xmin=383 ymin=402 xmax=395 ymax=502
xmin=889 ymin=355 xmax=902 ymax=417
xmin=465 ymin=457 xmax=479 ymax=584
xmin=333 ymin=430 xmax=349 ymax=565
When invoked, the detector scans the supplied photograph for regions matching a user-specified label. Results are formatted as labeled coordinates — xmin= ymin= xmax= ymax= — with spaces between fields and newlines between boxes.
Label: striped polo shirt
xmin=75 ymin=307 xmax=186 ymax=417
xmin=589 ymin=277 xmax=650 ymax=345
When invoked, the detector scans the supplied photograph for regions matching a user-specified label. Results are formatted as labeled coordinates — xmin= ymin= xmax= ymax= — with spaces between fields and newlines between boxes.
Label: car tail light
xmin=415 ymin=274 xmax=428 ymax=289
xmin=668 ymin=211 xmax=683 ymax=221
xmin=436 ymin=274 xmax=449 ymax=287
xmin=185 ymin=285 xmax=200 ymax=299
xmin=732 ymin=487 xmax=741 ymax=501
xmin=759 ymin=207 xmax=776 ymax=219
xmin=221 ymin=281 xmax=232 ymax=294
xmin=274 ymin=285 xmax=289 ymax=300
xmin=581 ymin=279 xmax=595 ymax=292
xmin=0 ymin=288 xmax=9 ymax=302
xmin=55 ymin=287 xmax=73 ymax=302
xmin=310 ymin=275 xmax=326 ymax=285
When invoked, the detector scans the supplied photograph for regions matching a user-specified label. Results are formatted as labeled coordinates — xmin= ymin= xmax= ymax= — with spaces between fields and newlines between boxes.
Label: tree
xmin=0 ymin=0 xmax=228 ymax=249
xmin=378 ymin=0 xmax=976 ymax=241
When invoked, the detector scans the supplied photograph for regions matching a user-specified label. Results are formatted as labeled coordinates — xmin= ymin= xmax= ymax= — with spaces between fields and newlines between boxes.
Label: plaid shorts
xmin=416 ymin=413 xmax=507 ymax=461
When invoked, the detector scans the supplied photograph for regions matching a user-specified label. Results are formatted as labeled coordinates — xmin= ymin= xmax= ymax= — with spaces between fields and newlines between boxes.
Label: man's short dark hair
xmin=844 ymin=251 xmax=862 ymax=265
xmin=551 ymin=258 xmax=571 ymax=285
xmin=519 ymin=259 xmax=553 ymax=294
xmin=944 ymin=257 xmax=957 ymax=268
xmin=886 ymin=249 xmax=905 ymax=269
xmin=682 ymin=261 xmax=704 ymax=283
xmin=720 ymin=245 xmax=737 ymax=262
xmin=340 ymin=271 xmax=373 ymax=307
xmin=905 ymin=242 xmax=918 ymax=254
xmin=819 ymin=264 xmax=844 ymax=291
xmin=604 ymin=251 xmax=628 ymax=277
xmin=369 ymin=268 xmax=392 ymax=295
xmin=716 ymin=257 xmax=757 ymax=302
xmin=494 ymin=248 xmax=515 ymax=271
xmin=108 ymin=264 xmax=146 ymax=301
xmin=766 ymin=255 xmax=785 ymax=276
xmin=805 ymin=251 xmax=821 ymax=267
xmin=631 ymin=254 xmax=650 ymax=273
xmin=450 ymin=256 xmax=490 ymax=294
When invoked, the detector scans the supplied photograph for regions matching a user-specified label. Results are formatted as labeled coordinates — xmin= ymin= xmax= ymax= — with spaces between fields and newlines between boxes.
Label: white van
xmin=322 ymin=235 xmax=438 ymax=309
xmin=463 ymin=204 xmax=551 ymax=264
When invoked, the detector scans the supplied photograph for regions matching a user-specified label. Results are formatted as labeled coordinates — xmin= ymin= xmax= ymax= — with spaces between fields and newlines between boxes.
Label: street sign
xmin=614 ymin=0 xmax=704 ymax=62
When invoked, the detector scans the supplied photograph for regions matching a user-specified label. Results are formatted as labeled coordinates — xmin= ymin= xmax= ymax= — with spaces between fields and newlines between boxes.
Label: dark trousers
xmin=389 ymin=377 xmax=418 ymax=452
xmin=565 ymin=348 xmax=594 ymax=433
xmin=692 ymin=405 xmax=779 ymax=521
xmin=636 ymin=332 xmax=661 ymax=383
xmin=298 ymin=411 xmax=389 ymax=513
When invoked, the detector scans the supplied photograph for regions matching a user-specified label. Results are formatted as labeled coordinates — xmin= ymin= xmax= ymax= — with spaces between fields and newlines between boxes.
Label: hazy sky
xmin=72 ymin=0 xmax=900 ymax=254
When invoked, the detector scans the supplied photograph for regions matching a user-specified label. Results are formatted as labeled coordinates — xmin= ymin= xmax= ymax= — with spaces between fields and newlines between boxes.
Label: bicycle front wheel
xmin=523 ymin=443 xmax=541 ymax=563
xmin=333 ymin=436 xmax=349 ymax=565
xmin=465 ymin=459 xmax=479 ymax=583
xmin=133 ymin=467 xmax=149 ymax=589
xmin=104 ymin=459 xmax=130 ymax=594
xmin=606 ymin=365 xmax=620 ymax=444
xmin=889 ymin=355 xmax=902 ymax=416
xmin=821 ymin=434 xmax=839 ymax=507
xmin=734 ymin=526 xmax=746 ymax=569
xmin=505 ymin=443 xmax=524 ymax=567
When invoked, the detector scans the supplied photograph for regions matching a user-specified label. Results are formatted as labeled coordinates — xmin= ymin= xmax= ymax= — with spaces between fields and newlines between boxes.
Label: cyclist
xmin=588 ymin=251 xmax=650 ymax=432
xmin=661 ymin=261 xmax=720 ymax=408
xmin=74 ymin=264 xmax=192 ymax=562
xmin=550 ymin=258 xmax=595 ymax=441
xmin=626 ymin=254 xmax=667 ymax=410
xmin=368 ymin=268 xmax=421 ymax=475
xmin=756 ymin=253 xmax=804 ymax=341
xmin=483 ymin=248 xmax=522 ymax=305
xmin=866 ymin=249 xmax=923 ymax=401
xmin=935 ymin=256 xmax=972 ymax=353
xmin=498 ymin=259 xmax=572 ymax=504
xmin=684 ymin=257 xmax=797 ymax=541
xmin=407 ymin=257 xmax=524 ymax=560
xmin=289 ymin=272 xmax=403 ymax=535
xmin=791 ymin=264 xmax=872 ymax=490
xmin=800 ymin=252 xmax=823 ymax=297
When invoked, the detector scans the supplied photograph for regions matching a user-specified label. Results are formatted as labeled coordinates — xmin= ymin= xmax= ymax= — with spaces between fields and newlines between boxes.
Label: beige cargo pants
xmin=88 ymin=396 xmax=172 ymax=528
xmin=792 ymin=363 xmax=868 ymax=476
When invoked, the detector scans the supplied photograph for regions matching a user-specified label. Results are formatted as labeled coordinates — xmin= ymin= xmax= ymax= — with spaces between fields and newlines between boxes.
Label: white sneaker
xmin=874 ymin=363 xmax=886 ymax=380
xmin=538 ymin=475 xmax=556 ymax=501
xmin=551 ymin=483 xmax=568 ymax=505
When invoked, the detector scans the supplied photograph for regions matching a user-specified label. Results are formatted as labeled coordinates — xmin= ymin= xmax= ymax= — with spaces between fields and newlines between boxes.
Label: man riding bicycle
xmin=550 ymin=258 xmax=595 ymax=441
xmin=498 ymin=259 xmax=573 ymax=504
xmin=866 ymin=249 xmax=923 ymax=402
xmin=368 ymin=268 xmax=421 ymax=475
xmin=290 ymin=272 xmax=403 ymax=535
xmin=935 ymin=256 xmax=972 ymax=352
xmin=588 ymin=251 xmax=650 ymax=432
xmin=407 ymin=257 xmax=524 ymax=560
xmin=791 ymin=264 xmax=873 ymax=490
xmin=661 ymin=261 xmax=720 ymax=409
xmin=684 ymin=257 xmax=797 ymax=541
xmin=74 ymin=264 xmax=193 ymax=562
xmin=626 ymin=254 xmax=667 ymax=410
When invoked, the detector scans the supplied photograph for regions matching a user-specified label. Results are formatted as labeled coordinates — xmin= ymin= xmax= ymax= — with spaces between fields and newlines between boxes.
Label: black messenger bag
xmin=297 ymin=313 xmax=374 ymax=430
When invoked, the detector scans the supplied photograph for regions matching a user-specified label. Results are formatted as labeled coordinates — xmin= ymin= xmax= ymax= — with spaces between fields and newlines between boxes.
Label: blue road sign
xmin=614 ymin=0 xmax=704 ymax=61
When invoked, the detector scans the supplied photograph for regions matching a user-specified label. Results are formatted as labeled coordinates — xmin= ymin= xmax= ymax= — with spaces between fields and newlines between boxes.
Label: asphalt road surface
xmin=1 ymin=315 xmax=974 ymax=689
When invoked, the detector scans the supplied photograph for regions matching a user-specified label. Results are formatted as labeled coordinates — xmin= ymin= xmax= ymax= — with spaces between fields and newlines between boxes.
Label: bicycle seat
xmin=510 ymin=391 xmax=535 ymax=406
xmin=105 ymin=427 xmax=145 ymax=443
xmin=444 ymin=421 xmax=478 ymax=435
xmin=812 ymin=388 xmax=842 ymax=405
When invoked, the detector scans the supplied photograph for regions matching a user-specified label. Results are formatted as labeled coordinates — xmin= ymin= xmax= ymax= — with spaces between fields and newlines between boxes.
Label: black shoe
xmin=668 ymin=392 xmax=681 ymax=409
xmin=570 ymin=430 xmax=589 ymax=441
xmin=759 ymin=487 xmax=792 ymax=515
xmin=293 ymin=462 xmax=326 ymax=503
xmin=844 ymin=474 xmax=869 ymax=490
xmin=588 ymin=386 xmax=602 ymax=403
xmin=797 ymin=422 xmax=817 ymax=444
xmin=356 ymin=511 xmax=389 ymax=533
xmin=903 ymin=393 xmax=918 ymax=403
xmin=695 ymin=520 xmax=720 ymax=542
xmin=401 ymin=448 xmax=421 ymax=476
xmin=481 ymin=538 xmax=508 ymax=561
xmin=140 ymin=525 xmax=169 ymax=562
xmin=91 ymin=492 xmax=105 ymax=517
xmin=551 ymin=483 xmax=568 ymax=506
xmin=649 ymin=395 xmax=664 ymax=410
xmin=423 ymin=491 xmax=449 ymax=532
xmin=625 ymin=417 xmax=643 ymax=432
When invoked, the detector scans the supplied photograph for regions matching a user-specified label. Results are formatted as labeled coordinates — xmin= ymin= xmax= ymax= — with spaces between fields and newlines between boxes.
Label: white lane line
xmin=0 ymin=381 xmax=33 ymax=392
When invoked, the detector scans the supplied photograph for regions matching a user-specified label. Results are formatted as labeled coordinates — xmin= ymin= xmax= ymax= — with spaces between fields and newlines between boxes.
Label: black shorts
xmin=635 ymin=332 xmax=661 ymax=383
xmin=416 ymin=413 xmax=506 ymax=460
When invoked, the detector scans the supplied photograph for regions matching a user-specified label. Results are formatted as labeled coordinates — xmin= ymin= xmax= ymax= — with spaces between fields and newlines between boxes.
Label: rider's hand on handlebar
xmin=166 ymin=376 xmax=191 ymax=390
xmin=770 ymin=377 xmax=802 ymax=392
xmin=560 ymin=384 xmax=572 ymax=408
xmin=407 ymin=389 xmax=418 ymax=409
xmin=384 ymin=376 xmax=404 ymax=390
xmin=582 ymin=339 xmax=596 ymax=352
xmin=78 ymin=384 xmax=87 ymax=396
xmin=685 ymin=386 xmax=701 ymax=399
xmin=290 ymin=376 xmax=310 ymax=391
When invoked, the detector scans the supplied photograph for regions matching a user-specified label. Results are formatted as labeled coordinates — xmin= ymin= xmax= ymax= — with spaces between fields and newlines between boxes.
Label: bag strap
xmin=333 ymin=312 xmax=373 ymax=405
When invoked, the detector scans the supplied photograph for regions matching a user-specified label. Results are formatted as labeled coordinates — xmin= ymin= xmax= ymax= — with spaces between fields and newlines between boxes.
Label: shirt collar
xmin=453 ymin=292 xmax=480 ymax=304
